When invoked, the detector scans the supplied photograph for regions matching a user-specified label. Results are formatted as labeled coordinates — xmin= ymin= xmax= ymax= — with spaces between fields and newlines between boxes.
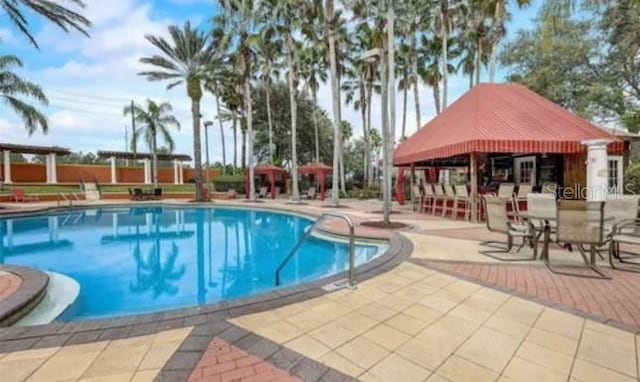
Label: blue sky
xmin=0 ymin=0 xmax=543 ymax=163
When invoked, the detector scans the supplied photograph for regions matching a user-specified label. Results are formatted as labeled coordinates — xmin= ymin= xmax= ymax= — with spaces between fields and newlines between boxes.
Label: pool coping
xmin=0 ymin=266 xmax=49 ymax=328
xmin=0 ymin=202 xmax=413 ymax=353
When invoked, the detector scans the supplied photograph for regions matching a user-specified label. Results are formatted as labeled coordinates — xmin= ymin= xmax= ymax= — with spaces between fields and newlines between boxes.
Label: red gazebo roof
xmin=394 ymin=84 xmax=623 ymax=166
xmin=298 ymin=162 xmax=332 ymax=175
xmin=254 ymin=164 xmax=287 ymax=175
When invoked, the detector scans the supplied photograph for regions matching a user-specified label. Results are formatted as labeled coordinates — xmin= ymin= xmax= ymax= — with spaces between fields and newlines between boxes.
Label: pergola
xmin=298 ymin=162 xmax=332 ymax=201
xmin=247 ymin=164 xmax=288 ymax=199
xmin=0 ymin=143 xmax=71 ymax=184
xmin=394 ymin=84 xmax=624 ymax=222
xmin=96 ymin=151 xmax=192 ymax=184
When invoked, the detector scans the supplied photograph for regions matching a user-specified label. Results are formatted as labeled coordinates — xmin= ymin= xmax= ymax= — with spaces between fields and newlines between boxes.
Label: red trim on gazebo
xmin=246 ymin=164 xmax=288 ymax=199
xmin=299 ymin=162 xmax=333 ymax=201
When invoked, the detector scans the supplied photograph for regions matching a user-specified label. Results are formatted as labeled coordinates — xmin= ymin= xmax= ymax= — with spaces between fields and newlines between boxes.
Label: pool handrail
xmin=275 ymin=212 xmax=356 ymax=288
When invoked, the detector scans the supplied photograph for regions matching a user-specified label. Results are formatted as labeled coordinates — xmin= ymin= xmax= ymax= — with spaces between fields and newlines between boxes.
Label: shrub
xmin=625 ymin=162 xmax=640 ymax=194
xmin=213 ymin=174 xmax=246 ymax=194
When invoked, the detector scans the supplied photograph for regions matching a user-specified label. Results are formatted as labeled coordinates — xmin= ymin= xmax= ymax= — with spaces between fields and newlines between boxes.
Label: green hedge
xmin=213 ymin=175 xmax=245 ymax=194
xmin=625 ymin=162 xmax=640 ymax=194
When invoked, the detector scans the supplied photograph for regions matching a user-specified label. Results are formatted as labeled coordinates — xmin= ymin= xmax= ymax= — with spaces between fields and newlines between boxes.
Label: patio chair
xmin=554 ymin=200 xmax=608 ymax=278
xmin=412 ymin=185 xmax=423 ymax=212
xmin=258 ymin=187 xmax=268 ymax=198
xmin=454 ymin=185 xmax=471 ymax=220
xmin=541 ymin=182 xmax=558 ymax=195
xmin=609 ymin=219 xmax=640 ymax=271
xmin=511 ymin=184 xmax=533 ymax=222
xmin=152 ymin=188 xmax=162 ymax=200
xmin=526 ymin=193 xmax=557 ymax=240
xmin=479 ymin=195 xmax=537 ymax=261
xmin=133 ymin=188 xmax=144 ymax=201
xmin=604 ymin=194 xmax=640 ymax=237
xmin=442 ymin=184 xmax=456 ymax=217
xmin=305 ymin=187 xmax=317 ymax=199
xmin=432 ymin=184 xmax=446 ymax=215
xmin=9 ymin=189 xmax=39 ymax=203
xmin=496 ymin=183 xmax=515 ymax=200
xmin=423 ymin=184 xmax=434 ymax=213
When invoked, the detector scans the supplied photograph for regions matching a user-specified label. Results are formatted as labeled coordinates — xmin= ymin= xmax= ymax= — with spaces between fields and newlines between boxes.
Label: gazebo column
xmin=470 ymin=153 xmax=478 ymax=223
xmin=110 ymin=156 xmax=117 ymax=184
xmin=143 ymin=159 xmax=151 ymax=184
xmin=2 ymin=150 xmax=11 ymax=184
xmin=583 ymin=139 xmax=610 ymax=201
xmin=179 ymin=162 xmax=184 ymax=184
xmin=319 ymin=172 xmax=326 ymax=201
xmin=173 ymin=160 xmax=179 ymax=184
xmin=50 ymin=153 xmax=57 ymax=183
xmin=397 ymin=167 xmax=405 ymax=205
xmin=269 ymin=172 xmax=276 ymax=199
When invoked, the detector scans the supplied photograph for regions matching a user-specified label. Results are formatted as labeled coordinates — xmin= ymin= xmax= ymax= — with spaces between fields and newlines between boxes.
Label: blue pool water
xmin=0 ymin=207 xmax=382 ymax=321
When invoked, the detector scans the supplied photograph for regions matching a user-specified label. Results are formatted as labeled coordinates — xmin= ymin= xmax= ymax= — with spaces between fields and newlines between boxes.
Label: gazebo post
xmin=470 ymin=153 xmax=478 ymax=222
xmin=397 ymin=167 xmax=405 ymax=205
xmin=245 ymin=171 xmax=250 ymax=199
xmin=319 ymin=172 xmax=326 ymax=201
xmin=269 ymin=172 xmax=276 ymax=199
xmin=110 ymin=156 xmax=117 ymax=184
xmin=173 ymin=160 xmax=179 ymax=185
xmin=2 ymin=150 xmax=11 ymax=184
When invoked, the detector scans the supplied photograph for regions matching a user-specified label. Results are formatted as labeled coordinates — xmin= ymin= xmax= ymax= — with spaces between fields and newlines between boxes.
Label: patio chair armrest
xmin=612 ymin=218 xmax=640 ymax=234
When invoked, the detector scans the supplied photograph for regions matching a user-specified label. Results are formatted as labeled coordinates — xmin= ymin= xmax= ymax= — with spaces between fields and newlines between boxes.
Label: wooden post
xmin=470 ymin=153 xmax=478 ymax=223
xmin=410 ymin=163 xmax=415 ymax=202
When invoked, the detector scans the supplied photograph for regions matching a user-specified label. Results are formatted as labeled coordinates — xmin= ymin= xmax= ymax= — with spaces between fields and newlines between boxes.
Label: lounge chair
xmin=305 ymin=187 xmax=317 ymax=200
xmin=479 ymin=195 xmax=537 ymax=261
xmin=554 ymin=200 xmax=608 ymax=278
xmin=258 ymin=187 xmax=268 ymax=198
xmin=9 ymin=189 xmax=39 ymax=202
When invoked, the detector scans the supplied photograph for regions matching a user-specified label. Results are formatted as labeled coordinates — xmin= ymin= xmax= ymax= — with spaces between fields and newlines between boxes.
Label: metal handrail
xmin=275 ymin=212 xmax=356 ymax=288
xmin=57 ymin=192 xmax=81 ymax=207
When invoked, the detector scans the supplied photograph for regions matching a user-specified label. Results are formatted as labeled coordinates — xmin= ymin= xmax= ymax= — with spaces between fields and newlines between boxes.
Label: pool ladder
xmin=57 ymin=192 xmax=81 ymax=207
xmin=275 ymin=212 xmax=356 ymax=288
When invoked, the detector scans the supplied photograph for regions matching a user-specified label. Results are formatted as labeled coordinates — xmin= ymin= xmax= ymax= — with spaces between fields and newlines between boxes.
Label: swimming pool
xmin=0 ymin=206 xmax=383 ymax=322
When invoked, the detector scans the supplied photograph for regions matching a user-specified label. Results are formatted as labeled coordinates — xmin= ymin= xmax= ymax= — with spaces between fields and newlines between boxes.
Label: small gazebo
xmin=298 ymin=162 xmax=332 ymax=201
xmin=247 ymin=164 xmax=288 ymax=199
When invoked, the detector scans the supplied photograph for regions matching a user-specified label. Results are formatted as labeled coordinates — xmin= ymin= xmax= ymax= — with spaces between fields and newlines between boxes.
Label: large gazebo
xmin=298 ymin=162 xmax=332 ymax=201
xmin=394 ymin=84 xmax=625 ymax=221
xmin=1 ymin=143 xmax=70 ymax=183
xmin=247 ymin=164 xmax=288 ymax=199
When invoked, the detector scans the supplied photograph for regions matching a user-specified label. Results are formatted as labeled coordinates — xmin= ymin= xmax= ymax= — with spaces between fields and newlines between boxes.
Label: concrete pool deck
xmin=0 ymin=198 xmax=639 ymax=381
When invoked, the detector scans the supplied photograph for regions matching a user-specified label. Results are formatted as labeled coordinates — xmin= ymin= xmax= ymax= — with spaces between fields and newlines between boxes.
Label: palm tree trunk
xmin=265 ymin=82 xmax=274 ymax=164
xmin=233 ymin=114 xmax=238 ymax=173
xmin=441 ymin=3 xmax=449 ymax=110
xmin=191 ymin=98 xmax=204 ymax=201
xmin=489 ymin=0 xmax=504 ymax=83
xmin=411 ymin=33 xmax=421 ymax=131
xmin=366 ymin=75 xmax=373 ymax=187
xmin=286 ymin=30 xmax=300 ymax=201
xmin=338 ymin=73 xmax=346 ymax=195
xmin=241 ymin=125 xmax=246 ymax=170
xmin=401 ymin=70 xmax=408 ymax=139
xmin=214 ymin=88 xmax=226 ymax=174
xmin=245 ymin=73 xmax=254 ymax=199
xmin=152 ymin=129 xmax=159 ymax=188
xmin=360 ymin=75 xmax=369 ymax=187
xmin=312 ymin=87 xmax=320 ymax=163
xmin=433 ymin=77 xmax=442 ymax=115
xmin=327 ymin=0 xmax=341 ymax=205
xmin=476 ymin=37 xmax=482 ymax=85
xmin=469 ymin=71 xmax=474 ymax=89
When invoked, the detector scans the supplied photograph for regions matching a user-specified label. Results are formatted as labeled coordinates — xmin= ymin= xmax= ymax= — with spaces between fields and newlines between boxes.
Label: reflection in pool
xmin=0 ymin=207 xmax=383 ymax=321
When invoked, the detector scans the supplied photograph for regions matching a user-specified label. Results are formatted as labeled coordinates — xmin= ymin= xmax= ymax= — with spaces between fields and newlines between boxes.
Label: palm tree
xmin=396 ymin=41 xmax=411 ymax=139
xmin=342 ymin=63 xmax=369 ymax=185
xmin=488 ymin=0 xmax=531 ymax=82
xmin=421 ymin=34 xmax=443 ymax=114
xmin=204 ymin=58 xmax=230 ymax=175
xmin=2 ymin=0 xmax=90 ymax=49
xmin=124 ymin=100 xmax=180 ymax=187
xmin=215 ymin=0 xmax=259 ymax=199
xmin=254 ymin=26 xmax=282 ymax=164
xmin=1 ymin=54 xmax=47 ymax=134
xmin=326 ymin=0 xmax=342 ymax=205
xmin=299 ymin=43 xmax=328 ymax=164
xmin=139 ymin=22 xmax=216 ymax=201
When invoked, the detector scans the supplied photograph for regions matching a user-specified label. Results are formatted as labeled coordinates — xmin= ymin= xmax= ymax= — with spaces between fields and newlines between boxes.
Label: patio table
xmin=521 ymin=213 xmax=613 ymax=264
